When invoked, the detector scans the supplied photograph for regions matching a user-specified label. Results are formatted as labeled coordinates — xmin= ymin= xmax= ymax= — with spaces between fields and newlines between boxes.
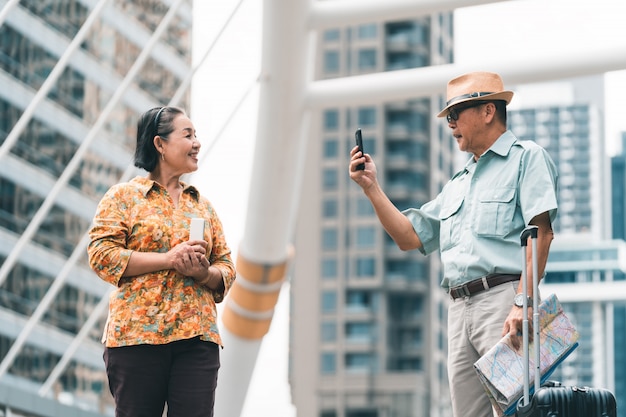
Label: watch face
xmin=514 ymin=293 xmax=524 ymax=307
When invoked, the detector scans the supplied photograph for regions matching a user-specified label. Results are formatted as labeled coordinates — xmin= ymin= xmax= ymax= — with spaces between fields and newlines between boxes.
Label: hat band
xmin=447 ymin=92 xmax=494 ymax=106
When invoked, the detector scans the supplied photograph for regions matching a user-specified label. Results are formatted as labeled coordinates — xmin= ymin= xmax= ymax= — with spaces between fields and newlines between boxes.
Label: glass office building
xmin=290 ymin=15 xmax=455 ymax=417
xmin=0 ymin=1 xmax=192 ymax=415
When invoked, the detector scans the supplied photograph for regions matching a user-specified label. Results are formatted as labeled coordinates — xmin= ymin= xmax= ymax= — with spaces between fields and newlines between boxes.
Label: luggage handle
xmin=520 ymin=225 xmax=541 ymax=406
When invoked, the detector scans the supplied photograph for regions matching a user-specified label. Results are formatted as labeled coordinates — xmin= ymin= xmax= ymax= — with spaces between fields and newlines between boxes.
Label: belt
xmin=448 ymin=274 xmax=520 ymax=300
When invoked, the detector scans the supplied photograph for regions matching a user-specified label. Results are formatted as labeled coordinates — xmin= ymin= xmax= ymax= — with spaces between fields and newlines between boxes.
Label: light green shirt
xmin=404 ymin=130 xmax=558 ymax=289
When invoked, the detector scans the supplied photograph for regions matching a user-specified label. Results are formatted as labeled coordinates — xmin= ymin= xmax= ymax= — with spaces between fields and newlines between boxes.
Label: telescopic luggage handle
xmin=520 ymin=225 xmax=540 ymax=407
xmin=520 ymin=225 xmax=538 ymax=246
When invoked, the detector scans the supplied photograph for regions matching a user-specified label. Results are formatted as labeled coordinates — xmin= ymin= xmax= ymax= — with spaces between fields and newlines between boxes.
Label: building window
xmin=387 ymin=109 xmax=410 ymax=127
xmin=324 ymin=50 xmax=340 ymax=73
xmin=356 ymin=198 xmax=375 ymax=216
xmin=345 ymin=352 xmax=376 ymax=373
xmin=414 ymin=23 xmax=429 ymax=44
xmin=413 ymin=109 xmax=429 ymax=130
xmin=387 ymin=141 xmax=411 ymax=158
xmin=386 ymin=21 xmax=414 ymax=38
xmin=322 ymin=258 xmax=338 ymax=279
xmin=357 ymin=107 xmax=376 ymax=127
xmin=323 ymin=138 xmax=339 ymax=158
xmin=321 ymin=352 xmax=336 ymax=374
xmin=346 ymin=290 xmax=376 ymax=312
xmin=387 ymin=52 xmax=412 ymax=71
xmin=385 ymin=259 xmax=428 ymax=282
xmin=388 ymin=294 xmax=423 ymax=320
xmin=322 ymin=168 xmax=338 ymax=190
xmin=323 ymin=109 xmax=339 ymax=131
xmin=323 ymin=29 xmax=340 ymax=42
xmin=356 ymin=226 xmax=376 ymax=248
xmin=438 ymin=328 xmax=446 ymax=351
xmin=390 ymin=358 xmax=422 ymax=372
xmin=321 ymin=321 xmax=337 ymax=342
xmin=345 ymin=322 xmax=374 ymax=343
xmin=321 ymin=291 xmax=337 ymax=313
xmin=386 ymin=170 xmax=427 ymax=189
xmin=358 ymin=49 xmax=377 ymax=70
xmin=397 ymin=328 xmax=423 ymax=348
xmin=346 ymin=410 xmax=378 ymax=417
xmin=322 ymin=228 xmax=338 ymax=251
xmin=322 ymin=199 xmax=338 ymax=218
xmin=357 ymin=24 xmax=377 ymax=39
xmin=356 ymin=257 xmax=376 ymax=277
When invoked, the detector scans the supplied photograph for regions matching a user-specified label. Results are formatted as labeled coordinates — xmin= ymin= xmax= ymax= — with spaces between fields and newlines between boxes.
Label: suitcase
xmin=515 ymin=226 xmax=617 ymax=417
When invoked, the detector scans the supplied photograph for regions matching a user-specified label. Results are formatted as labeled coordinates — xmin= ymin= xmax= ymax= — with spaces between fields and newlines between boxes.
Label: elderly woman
xmin=88 ymin=106 xmax=236 ymax=417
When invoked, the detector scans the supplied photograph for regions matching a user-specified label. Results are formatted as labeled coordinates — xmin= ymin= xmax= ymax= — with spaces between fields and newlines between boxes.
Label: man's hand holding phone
xmin=355 ymin=128 xmax=365 ymax=171
xmin=349 ymin=127 xmax=381 ymax=197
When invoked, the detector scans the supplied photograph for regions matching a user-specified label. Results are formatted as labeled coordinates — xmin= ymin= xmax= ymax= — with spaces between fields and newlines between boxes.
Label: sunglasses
xmin=446 ymin=101 xmax=488 ymax=123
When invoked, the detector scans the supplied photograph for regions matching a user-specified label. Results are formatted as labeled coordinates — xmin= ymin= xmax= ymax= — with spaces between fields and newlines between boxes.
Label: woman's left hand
xmin=170 ymin=240 xmax=210 ymax=278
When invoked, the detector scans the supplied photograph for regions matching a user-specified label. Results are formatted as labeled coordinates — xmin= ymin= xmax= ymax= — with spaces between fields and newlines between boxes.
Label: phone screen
xmin=355 ymin=128 xmax=365 ymax=170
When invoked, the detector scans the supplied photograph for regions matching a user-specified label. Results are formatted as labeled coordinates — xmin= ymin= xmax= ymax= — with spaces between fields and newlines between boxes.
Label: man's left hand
xmin=502 ymin=305 xmax=533 ymax=350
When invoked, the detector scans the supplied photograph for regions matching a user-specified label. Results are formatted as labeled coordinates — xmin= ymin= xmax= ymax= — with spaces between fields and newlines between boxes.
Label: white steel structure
xmin=1 ymin=0 xmax=626 ymax=416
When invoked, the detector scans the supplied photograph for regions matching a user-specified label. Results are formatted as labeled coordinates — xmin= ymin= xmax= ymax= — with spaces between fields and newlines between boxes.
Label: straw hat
xmin=437 ymin=71 xmax=514 ymax=117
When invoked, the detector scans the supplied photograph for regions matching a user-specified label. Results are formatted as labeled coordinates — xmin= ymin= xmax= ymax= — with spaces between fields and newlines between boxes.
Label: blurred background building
xmin=1 ymin=1 xmax=625 ymax=417
xmin=0 ymin=0 xmax=192 ymax=415
xmin=506 ymin=77 xmax=626 ymax=405
xmin=291 ymin=14 xmax=456 ymax=417
xmin=612 ymin=133 xmax=626 ymax=241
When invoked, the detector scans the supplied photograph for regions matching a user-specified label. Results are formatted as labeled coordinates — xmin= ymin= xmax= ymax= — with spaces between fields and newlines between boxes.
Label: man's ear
xmin=484 ymin=102 xmax=497 ymax=123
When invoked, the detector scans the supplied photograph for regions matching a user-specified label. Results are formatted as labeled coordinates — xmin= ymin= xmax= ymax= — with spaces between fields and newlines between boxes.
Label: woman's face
xmin=160 ymin=114 xmax=200 ymax=174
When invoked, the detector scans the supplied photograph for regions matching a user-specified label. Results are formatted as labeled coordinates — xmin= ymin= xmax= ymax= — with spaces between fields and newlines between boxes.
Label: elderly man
xmin=349 ymin=71 xmax=558 ymax=417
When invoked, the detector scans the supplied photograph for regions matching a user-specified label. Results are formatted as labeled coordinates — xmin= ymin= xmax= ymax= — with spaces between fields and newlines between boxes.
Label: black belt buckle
xmin=450 ymin=283 xmax=470 ymax=299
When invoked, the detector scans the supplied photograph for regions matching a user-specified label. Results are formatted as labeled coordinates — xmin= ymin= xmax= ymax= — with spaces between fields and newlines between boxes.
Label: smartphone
xmin=190 ymin=218 xmax=205 ymax=240
xmin=355 ymin=128 xmax=365 ymax=171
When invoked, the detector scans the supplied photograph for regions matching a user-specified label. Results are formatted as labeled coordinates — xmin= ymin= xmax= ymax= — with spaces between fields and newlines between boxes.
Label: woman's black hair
xmin=133 ymin=106 xmax=185 ymax=172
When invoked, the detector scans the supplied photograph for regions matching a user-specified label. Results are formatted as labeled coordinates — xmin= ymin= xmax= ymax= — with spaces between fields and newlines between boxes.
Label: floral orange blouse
xmin=87 ymin=176 xmax=235 ymax=348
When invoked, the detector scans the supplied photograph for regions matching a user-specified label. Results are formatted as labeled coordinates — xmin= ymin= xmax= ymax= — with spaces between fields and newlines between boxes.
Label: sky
xmin=189 ymin=1 xmax=626 ymax=416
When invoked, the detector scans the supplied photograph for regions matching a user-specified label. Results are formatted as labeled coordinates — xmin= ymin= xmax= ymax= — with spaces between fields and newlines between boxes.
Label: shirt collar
xmin=458 ymin=130 xmax=519 ymax=177
xmin=488 ymin=130 xmax=518 ymax=157
xmin=462 ymin=129 xmax=518 ymax=170
xmin=131 ymin=176 xmax=200 ymax=201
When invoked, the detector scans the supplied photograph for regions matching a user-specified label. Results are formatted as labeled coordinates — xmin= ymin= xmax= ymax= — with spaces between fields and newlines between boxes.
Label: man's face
xmin=446 ymin=101 xmax=490 ymax=158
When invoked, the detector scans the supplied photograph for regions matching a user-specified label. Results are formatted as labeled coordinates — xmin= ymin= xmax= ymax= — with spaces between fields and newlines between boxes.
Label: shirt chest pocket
xmin=438 ymin=194 xmax=464 ymax=251
xmin=475 ymin=187 xmax=517 ymax=237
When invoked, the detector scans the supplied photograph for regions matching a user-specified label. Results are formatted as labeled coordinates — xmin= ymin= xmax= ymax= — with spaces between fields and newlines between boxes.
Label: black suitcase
xmin=515 ymin=226 xmax=617 ymax=417
xmin=516 ymin=381 xmax=616 ymax=417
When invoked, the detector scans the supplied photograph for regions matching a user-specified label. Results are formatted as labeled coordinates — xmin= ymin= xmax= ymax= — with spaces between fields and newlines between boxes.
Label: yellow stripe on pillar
xmin=236 ymin=254 xmax=288 ymax=284
xmin=222 ymin=252 xmax=290 ymax=340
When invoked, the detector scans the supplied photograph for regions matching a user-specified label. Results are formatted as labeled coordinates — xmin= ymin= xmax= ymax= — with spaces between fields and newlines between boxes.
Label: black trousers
xmin=104 ymin=337 xmax=220 ymax=417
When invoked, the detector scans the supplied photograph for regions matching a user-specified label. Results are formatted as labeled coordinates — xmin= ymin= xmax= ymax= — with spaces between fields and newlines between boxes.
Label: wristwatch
xmin=514 ymin=293 xmax=532 ymax=308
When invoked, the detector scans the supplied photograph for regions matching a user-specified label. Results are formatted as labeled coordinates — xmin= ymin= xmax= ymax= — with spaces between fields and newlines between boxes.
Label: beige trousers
xmin=447 ymin=280 xmax=520 ymax=417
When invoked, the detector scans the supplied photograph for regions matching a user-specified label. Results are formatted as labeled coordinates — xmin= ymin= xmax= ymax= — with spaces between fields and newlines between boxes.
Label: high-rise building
xmin=509 ymin=77 xmax=626 ymax=416
xmin=611 ymin=133 xmax=626 ymax=241
xmin=0 ymin=1 xmax=192 ymax=415
xmin=610 ymin=133 xmax=626 ymax=417
xmin=291 ymin=15 xmax=455 ymax=417
xmin=508 ymin=76 xmax=608 ymax=239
